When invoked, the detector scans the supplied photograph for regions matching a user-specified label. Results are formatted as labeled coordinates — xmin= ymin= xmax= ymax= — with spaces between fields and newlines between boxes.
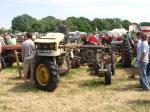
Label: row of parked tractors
xmin=1 ymin=27 xmax=136 ymax=91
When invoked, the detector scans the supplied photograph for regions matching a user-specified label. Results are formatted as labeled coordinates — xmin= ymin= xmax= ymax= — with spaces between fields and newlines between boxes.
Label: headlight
xmin=35 ymin=43 xmax=41 ymax=49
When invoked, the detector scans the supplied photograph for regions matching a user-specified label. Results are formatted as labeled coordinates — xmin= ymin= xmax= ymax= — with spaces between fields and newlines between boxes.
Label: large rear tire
xmin=1 ymin=57 xmax=6 ymax=69
xmin=104 ymin=64 xmax=112 ymax=85
xmin=122 ymin=38 xmax=132 ymax=67
xmin=6 ymin=61 xmax=14 ymax=67
xmin=1 ymin=57 xmax=14 ymax=68
xmin=34 ymin=59 xmax=59 ymax=91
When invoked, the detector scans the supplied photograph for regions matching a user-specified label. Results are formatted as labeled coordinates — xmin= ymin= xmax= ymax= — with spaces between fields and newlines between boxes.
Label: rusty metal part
xmin=59 ymin=44 xmax=107 ymax=49
xmin=2 ymin=44 xmax=22 ymax=51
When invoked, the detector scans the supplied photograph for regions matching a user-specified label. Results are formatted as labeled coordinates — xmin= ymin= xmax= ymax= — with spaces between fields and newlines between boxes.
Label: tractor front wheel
xmin=34 ymin=59 xmax=59 ymax=91
xmin=104 ymin=64 xmax=112 ymax=85
xmin=111 ymin=51 xmax=116 ymax=75
xmin=122 ymin=38 xmax=132 ymax=67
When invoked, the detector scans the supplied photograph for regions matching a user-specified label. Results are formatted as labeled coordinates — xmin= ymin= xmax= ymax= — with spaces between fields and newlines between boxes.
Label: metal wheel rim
xmin=36 ymin=64 xmax=49 ymax=86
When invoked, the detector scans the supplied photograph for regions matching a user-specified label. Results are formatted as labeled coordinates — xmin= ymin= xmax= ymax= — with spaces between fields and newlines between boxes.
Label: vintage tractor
xmin=34 ymin=33 xmax=72 ymax=91
xmin=71 ymin=35 xmax=115 ymax=84
xmin=1 ymin=44 xmax=22 ymax=68
xmin=72 ymin=45 xmax=115 ymax=84
xmin=111 ymin=34 xmax=134 ymax=67
xmin=34 ymin=33 xmax=115 ymax=91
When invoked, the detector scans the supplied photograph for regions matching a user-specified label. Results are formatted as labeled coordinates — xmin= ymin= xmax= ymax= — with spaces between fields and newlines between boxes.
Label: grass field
xmin=0 ymin=64 xmax=150 ymax=112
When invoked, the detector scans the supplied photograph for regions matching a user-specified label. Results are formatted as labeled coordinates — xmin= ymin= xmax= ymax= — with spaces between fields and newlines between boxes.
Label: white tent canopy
xmin=108 ymin=28 xmax=128 ymax=36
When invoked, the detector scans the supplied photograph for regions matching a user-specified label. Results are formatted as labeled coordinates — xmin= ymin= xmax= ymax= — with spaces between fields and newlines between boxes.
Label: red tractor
xmin=1 ymin=44 xmax=22 ymax=68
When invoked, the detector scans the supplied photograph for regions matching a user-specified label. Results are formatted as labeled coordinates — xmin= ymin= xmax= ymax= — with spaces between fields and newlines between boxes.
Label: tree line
xmin=11 ymin=14 xmax=149 ymax=33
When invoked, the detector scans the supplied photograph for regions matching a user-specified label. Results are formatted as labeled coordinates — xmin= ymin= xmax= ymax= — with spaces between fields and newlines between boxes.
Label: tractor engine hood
xmin=34 ymin=33 xmax=65 ymax=47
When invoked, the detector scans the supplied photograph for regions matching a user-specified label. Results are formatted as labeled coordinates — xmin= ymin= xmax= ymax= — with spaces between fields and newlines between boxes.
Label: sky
xmin=0 ymin=0 xmax=150 ymax=29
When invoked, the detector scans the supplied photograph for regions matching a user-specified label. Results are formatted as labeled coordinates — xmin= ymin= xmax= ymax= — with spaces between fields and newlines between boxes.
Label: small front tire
xmin=104 ymin=64 xmax=112 ymax=85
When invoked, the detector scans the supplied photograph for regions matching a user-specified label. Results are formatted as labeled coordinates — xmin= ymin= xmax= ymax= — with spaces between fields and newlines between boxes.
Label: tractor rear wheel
xmin=1 ymin=57 xmax=6 ymax=69
xmin=1 ymin=57 xmax=14 ymax=68
xmin=6 ymin=61 xmax=14 ymax=67
xmin=122 ymin=38 xmax=132 ymax=67
xmin=34 ymin=59 xmax=59 ymax=91
xmin=104 ymin=64 xmax=112 ymax=85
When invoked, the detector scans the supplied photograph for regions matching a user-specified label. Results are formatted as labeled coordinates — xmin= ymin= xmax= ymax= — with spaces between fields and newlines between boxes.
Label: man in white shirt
xmin=136 ymin=32 xmax=142 ymax=52
xmin=137 ymin=32 xmax=149 ymax=90
xmin=129 ymin=32 xmax=142 ymax=78
xmin=22 ymin=32 xmax=35 ymax=82
xmin=146 ymin=35 xmax=150 ymax=83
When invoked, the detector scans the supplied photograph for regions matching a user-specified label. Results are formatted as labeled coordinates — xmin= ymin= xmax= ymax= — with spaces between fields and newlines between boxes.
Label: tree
xmin=0 ymin=28 xmax=12 ymax=34
xmin=12 ymin=14 xmax=37 ymax=32
xmin=0 ymin=28 xmax=6 ymax=33
xmin=76 ymin=17 xmax=93 ymax=32
xmin=41 ymin=16 xmax=58 ymax=32
xmin=11 ymin=14 xmax=133 ymax=33
xmin=32 ymin=21 xmax=46 ymax=33
xmin=66 ymin=17 xmax=78 ymax=31
xmin=111 ymin=18 xmax=122 ymax=29
xmin=92 ymin=18 xmax=104 ymax=31
xmin=139 ymin=22 xmax=150 ymax=26
xmin=101 ymin=19 xmax=112 ymax=30
xmin=122 ymin=20 xmax=131 ymax=30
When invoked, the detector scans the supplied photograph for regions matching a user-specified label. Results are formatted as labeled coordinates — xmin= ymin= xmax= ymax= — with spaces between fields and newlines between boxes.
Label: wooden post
xmin=14 ymin=50 xmax=22 ymax=77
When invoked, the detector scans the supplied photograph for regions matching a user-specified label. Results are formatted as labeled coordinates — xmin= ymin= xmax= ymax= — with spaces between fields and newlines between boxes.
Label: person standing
xmin=22 ymin=32 xmax=35 ymax=82
xmin=136 ymin=32 xmax=142 ymax=52
xmin=146 ymin=35 xmax=150 ymax=83
xmin=129 ymin=32 xmax=142 ymax=78
xmin=137 ymin=33 xmax=149 ymax=90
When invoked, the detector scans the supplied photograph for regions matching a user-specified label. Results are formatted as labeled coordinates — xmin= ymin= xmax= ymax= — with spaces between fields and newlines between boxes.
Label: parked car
xmin=68 ymin=32 xmax=81 ymax=43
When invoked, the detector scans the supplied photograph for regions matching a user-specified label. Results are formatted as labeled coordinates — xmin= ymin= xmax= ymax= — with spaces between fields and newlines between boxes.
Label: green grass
xmin=0 ymin=64 xmax=150 ymax=112
xmin=62 ymin=66 xmax=86 ymax=79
